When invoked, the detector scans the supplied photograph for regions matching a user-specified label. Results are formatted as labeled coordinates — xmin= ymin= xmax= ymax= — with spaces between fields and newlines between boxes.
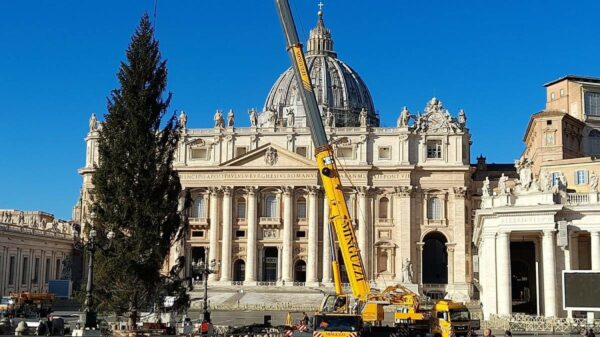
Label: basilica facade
xmin=77 ymin=11 xmax=475 ymax=300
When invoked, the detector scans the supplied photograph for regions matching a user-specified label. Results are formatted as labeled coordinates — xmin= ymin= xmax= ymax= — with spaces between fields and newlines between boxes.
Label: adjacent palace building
xmin=0 ymin=210 xmax=74 ymax=295
xmin=73 ymin=9 xmax=600 ymax=318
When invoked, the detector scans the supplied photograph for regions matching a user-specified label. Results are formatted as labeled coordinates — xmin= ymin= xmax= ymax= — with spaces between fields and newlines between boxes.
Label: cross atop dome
xmin=307 ymin=1 xmax=335 ymax=56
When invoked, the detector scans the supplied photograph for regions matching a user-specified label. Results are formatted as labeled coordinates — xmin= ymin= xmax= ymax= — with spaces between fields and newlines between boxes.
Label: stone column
xmin=563 ymin=235 xmax=572 ymax=318
xmin=496 ymin=231 xmax=512 ymax=316
xmin=219 ymin=187 xmax=233 ymax=283
xmin=591 ymin=231 xmax=600 ymax=271
xmin=322 ymin=196 xmax=332 ymax=284
xmin=357 ymin=187 xmax=370 ymax=274
xmin=245 ymin=187 xmax=258 ymax=285
xmin=306 ymin=186 xmax=319 ymax=286
xmin=542 ymin=229 xmax=557 ymax=317
xmin=208 ymin=187 xmax=220 ymax=282
xmin=482 ymin=233 xmax=498 ymax=318
xmin=281 ymin=186 xmax=294 ymax=283
xmin=446 ymin=243 xmax=456 ymax=287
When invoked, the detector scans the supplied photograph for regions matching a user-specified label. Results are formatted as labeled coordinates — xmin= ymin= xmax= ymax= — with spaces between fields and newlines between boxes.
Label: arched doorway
xmin=294 ymin=260 xmax=306 ymax=282
xmin=233 ymin=259 xmax=245 ymax=282
xmin=422 ymin=232 xmax=448 ymax=284
xmin=262 ymin=247 xmax=278 ymax=282
xmin=190 ymin=247 xmax=206 ymax=281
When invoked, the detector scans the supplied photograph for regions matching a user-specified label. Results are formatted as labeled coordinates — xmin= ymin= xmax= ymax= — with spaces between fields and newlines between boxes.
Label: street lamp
xmin=81 ymin=212 xmax=114 ymax=331
xmin=191 ymin=258 xmax=220 ymax=322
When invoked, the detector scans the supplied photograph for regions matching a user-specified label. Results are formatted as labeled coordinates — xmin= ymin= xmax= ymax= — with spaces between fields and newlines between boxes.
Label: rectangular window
xmin=378 ymin=146 xmax=391 ymax=160
xmin=44 ymin=258 xmax=51 ymax=283
xmin=426 ymin=140 xmax=442 ymax=159
xmin=235 ymin=146 xmax=247 ymax=157
xmin=551 ymin=172 xmax=561 ymax=187
xmin=190 ymin=148 xmax=209 ymax=160
xmin=560 ymin=89 xmax=565 ymax=97
xmin=295 ymin=146 xmax=308 ymax=157
xmin=33 ymin=258 xmax=40 ymax=284
xmin=22 ymin=257 xmax=29 ymax=284
xmin=551 ymin=92 xmax=555 ymax=100
xmin=8 ymin=256 xmax=16 ymax=285
xmin=237 ymin=201 xmax=246 ymax=219
xmin=576 ymin=170 xmax=588 ymax=185
xmin=337 ymin=146 xmax=354 ymax=159
xmin=297 ymin=201 xmax=307 ymax=219
xmin=55 ymin=259 xmax=61 ymax=280
xmin=235 ymin=230 xmax=246 ymax=238
xmin=296 ymin=231 xmax=306 ymax=238
xmin=585 ymin=92 xmax=600 ymax=117
xmin=191 ymin=230 xmax=204 ymax=238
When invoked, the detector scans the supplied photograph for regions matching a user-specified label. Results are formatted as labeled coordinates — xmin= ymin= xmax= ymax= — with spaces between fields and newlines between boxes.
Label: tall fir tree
xmin=91 ymin=13 xmax=181 ymax=327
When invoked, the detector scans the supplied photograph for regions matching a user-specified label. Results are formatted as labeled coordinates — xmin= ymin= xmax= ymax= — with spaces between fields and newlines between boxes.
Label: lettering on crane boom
xmin=292 ymin=45 xmax=313 ymax=92
xmin=341 ymin=218 xmax=365 ymax=282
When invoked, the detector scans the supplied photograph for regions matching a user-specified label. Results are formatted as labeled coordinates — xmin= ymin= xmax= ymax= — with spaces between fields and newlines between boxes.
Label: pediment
xmin=220 ymin=143 xmax=316 ymax=168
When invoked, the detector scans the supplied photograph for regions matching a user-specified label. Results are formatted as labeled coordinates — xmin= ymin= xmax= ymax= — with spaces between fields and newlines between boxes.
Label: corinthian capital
xmin=246 ymin=186 xmax=259 ymax=196
xmin=307 ymin=185 xmax=321 ymax=196
xmin=222 ymin=186 xmax=233 ymax=196
xmin=356 ymin=186 xmax=372 ymax=196
xmin=394 ymin=185 xmax=413 ymax=197
xmin=208 ymin=187 xmax=221 ymax=196
xmin=281 ymin=186 xmax=295 ymax=195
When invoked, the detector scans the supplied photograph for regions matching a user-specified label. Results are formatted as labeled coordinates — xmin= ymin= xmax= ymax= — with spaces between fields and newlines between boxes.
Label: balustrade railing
xmin=189 ymin=217 xmax=209 ymax=225
xmin=259 ymin=217 xmax=282 ymax=225
xmin=567 ymin=193 xmax=590 ymax=205
xmin=484 ymin=314 xmax=600 ymax=334
xmin=257 ymin=281 xmax=277 ymax=286
xmin=292 ymin=282 xmax=305 ymax=287
xmin=0 ymin=223 xmax=71 ymax=240
xmin=376 ymin=218 xmax=394 ymax=225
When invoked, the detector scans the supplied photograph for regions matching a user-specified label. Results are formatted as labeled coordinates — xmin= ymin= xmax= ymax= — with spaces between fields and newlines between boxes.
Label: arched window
xmin=379 ymin=197 xmax=389 ymax=219
xmin=297 ymin=197 xmax=307 ymax=219
xmin=427 ymin=197 xmax=442 ymax=220
xmin=193 ymin=197 xmax=206 ymax=218
xmin=265 ymin=195 xmax=277 ymax=218
xmin=237 ymin=197 xmax=246 ymax=219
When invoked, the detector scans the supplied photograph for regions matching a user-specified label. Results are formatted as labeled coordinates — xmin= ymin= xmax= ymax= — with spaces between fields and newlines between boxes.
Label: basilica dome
xmin=261 ymin=10 xmax=379 ymax=128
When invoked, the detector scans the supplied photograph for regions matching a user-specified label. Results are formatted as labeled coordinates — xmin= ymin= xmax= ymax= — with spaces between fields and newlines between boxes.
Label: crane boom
xmin=274 ymin=0 xmax=371 ymax=301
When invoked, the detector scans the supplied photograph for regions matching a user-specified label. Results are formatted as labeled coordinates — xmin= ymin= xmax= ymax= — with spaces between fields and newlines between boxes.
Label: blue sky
xmin=1 ymin=1 xmax=599 ymax=219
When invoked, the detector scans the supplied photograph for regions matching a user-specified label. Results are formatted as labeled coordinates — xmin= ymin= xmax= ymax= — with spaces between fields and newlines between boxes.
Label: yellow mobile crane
xmin=273 ymin=1 xmax=399 ymax=336
xmin=274 ymin=3 xmax=478 ymax=337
